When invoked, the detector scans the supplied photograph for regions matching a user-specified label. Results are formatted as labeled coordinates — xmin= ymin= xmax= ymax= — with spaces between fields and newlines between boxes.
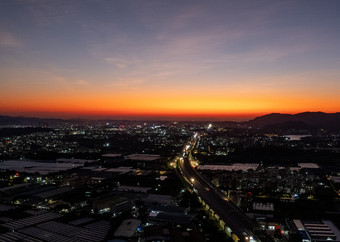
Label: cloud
xmin=110 ymin=78 xmax=145 ymax=91
xmin=73 ymin=80 xmax=90 ymax=86
xmin=104 ymin=57 xmax=130 ymax=68
xmin=0 ymin=32 xmax=22 ymax=48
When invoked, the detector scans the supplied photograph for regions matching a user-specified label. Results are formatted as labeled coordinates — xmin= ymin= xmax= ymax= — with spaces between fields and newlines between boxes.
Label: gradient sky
xmin=1 ymin=0 xmax=340 ymax=120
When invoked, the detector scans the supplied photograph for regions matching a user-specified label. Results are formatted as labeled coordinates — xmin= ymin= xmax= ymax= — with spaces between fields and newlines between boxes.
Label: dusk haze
xmin=1 ymin=2 xmax=340 ymax=241
xmin=1 ymin=0 xmax=340 ymax=120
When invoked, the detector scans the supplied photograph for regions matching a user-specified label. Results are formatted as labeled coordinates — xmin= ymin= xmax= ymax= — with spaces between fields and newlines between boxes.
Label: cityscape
xmin=0 ymin=114 xmax=339 ymax=241
xmin=1 ymin=1 xmax=340 ymax=242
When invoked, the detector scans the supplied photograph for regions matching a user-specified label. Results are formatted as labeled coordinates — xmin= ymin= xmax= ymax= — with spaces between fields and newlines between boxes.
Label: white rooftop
xmin=0 ymin=160 xmax=83 ymax=175
xmin=105 ymin=167 xmax=134 ymax=174
xmin=125 ymin=154 xmax=161 ymax=161
xmin=56 ymin=158 xmax=96 ymax=164
xmin=198 ymin=163 xmax=259 ymax=171
xmin=298 ymin=163 xmax=320 ymax=169
xmin=331 ymin=176 xmax=340 ymax=184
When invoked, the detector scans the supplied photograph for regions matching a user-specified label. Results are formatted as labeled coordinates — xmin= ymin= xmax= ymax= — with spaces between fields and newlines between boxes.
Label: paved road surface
xmin=177 ymin=135 xmax=273 ymax=242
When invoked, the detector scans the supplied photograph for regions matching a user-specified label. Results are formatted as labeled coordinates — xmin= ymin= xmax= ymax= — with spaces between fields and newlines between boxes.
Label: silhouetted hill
xmin=245 ymin=113 xmax=293 ymax=128
xmin=263 ymin=121 xmax=311 ymax=131
xmin=245 ymin=112 xmax=340 ymax=131
xmin=1 ymin=112 xmax=340 ymax=131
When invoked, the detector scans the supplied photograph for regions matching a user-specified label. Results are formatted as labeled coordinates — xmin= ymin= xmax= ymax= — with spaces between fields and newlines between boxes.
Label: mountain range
xmin=1 ymin=112 xmax=340 ymax=132
xmin=244 ymin=112 xmax=340 ymax=131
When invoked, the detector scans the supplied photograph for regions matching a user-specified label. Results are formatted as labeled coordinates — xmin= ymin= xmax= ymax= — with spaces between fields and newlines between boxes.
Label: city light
xmin=1 ymin=1 xmax=339 ymax=241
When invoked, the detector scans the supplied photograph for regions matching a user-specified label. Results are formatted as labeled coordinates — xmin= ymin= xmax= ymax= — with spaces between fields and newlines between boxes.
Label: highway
xmin=177 ymin=133 xmax=273 ymax=242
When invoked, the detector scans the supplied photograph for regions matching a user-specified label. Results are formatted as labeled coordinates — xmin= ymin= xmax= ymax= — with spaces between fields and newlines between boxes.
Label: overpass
xmin=177 ymin=133 xmax=273 ymax=242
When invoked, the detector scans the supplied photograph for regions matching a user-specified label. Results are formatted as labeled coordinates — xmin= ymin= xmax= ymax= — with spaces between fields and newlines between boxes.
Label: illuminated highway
xmin=177 ymin=133 xmax=273 ymax=242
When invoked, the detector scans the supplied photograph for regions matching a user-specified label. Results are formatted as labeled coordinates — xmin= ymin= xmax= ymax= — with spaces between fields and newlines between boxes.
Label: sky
xmin=1 ymin=0 xmax=340 ymax=121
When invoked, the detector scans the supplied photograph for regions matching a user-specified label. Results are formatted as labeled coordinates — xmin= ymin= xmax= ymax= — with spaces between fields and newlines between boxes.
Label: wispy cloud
xmin=2 ymin=0 xmax=340 ymax=116
xmin=106 ymin=78 xmax=146 ymax=93
xmin=0 ymin=32 xmax=22 ymax=48
xmin=110 ymin=78 xmax=144 ymax=88
xmin=73 ymin=79 xmax=90 ymax=86
xmin=105 ymin=57 xmax=130 ymax=68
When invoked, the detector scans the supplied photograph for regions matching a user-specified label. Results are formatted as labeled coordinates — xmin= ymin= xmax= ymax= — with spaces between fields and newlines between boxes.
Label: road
xmin=177 ymin=134 xmax=273 ymax=242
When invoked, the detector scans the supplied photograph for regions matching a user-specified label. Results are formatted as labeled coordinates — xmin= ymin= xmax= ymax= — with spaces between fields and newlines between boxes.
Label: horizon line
xmin=1 ymin=111 xmax=339 ymax=122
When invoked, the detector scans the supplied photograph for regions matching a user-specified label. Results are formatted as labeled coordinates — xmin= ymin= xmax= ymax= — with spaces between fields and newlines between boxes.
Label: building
xmin=114 ymin=219 xmax=141 ymax=238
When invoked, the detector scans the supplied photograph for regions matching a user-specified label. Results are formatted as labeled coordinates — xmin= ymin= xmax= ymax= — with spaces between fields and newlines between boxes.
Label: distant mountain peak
xmin=246 ymin=112 xmax=340 ymax=131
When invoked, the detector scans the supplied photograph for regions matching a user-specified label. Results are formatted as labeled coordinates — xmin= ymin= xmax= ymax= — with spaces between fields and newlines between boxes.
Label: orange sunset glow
xmin=2 ymin=89 xmax=339 ymax=120
xmin=1 ymin=1 xmax=340 ymax=120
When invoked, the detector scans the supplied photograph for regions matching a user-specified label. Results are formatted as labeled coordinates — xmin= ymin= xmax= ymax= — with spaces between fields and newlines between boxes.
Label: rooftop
xmin=114 ymin=219 xmax=141 ymax=238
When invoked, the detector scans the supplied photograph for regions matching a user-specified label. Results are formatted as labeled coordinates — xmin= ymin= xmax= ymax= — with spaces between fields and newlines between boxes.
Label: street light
xmin=191 ymin=178 xmax=195 ymax=183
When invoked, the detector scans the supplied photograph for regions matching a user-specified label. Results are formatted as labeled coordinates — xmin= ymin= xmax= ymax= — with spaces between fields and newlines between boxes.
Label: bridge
xmin=177 ymin=133 xmax=273 ymax=242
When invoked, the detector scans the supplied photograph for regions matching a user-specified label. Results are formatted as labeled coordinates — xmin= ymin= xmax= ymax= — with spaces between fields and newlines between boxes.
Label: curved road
xmin=177 ymin=134 xmax=273 ymax=242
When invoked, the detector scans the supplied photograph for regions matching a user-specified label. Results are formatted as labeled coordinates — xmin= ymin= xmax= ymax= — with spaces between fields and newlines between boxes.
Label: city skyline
xmin=1 ymin=1 xmax=340 ymax=120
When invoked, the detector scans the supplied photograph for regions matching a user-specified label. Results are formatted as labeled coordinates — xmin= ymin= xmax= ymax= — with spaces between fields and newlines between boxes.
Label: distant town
xmin=0 ymin=113 xmax=339 ymax=241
